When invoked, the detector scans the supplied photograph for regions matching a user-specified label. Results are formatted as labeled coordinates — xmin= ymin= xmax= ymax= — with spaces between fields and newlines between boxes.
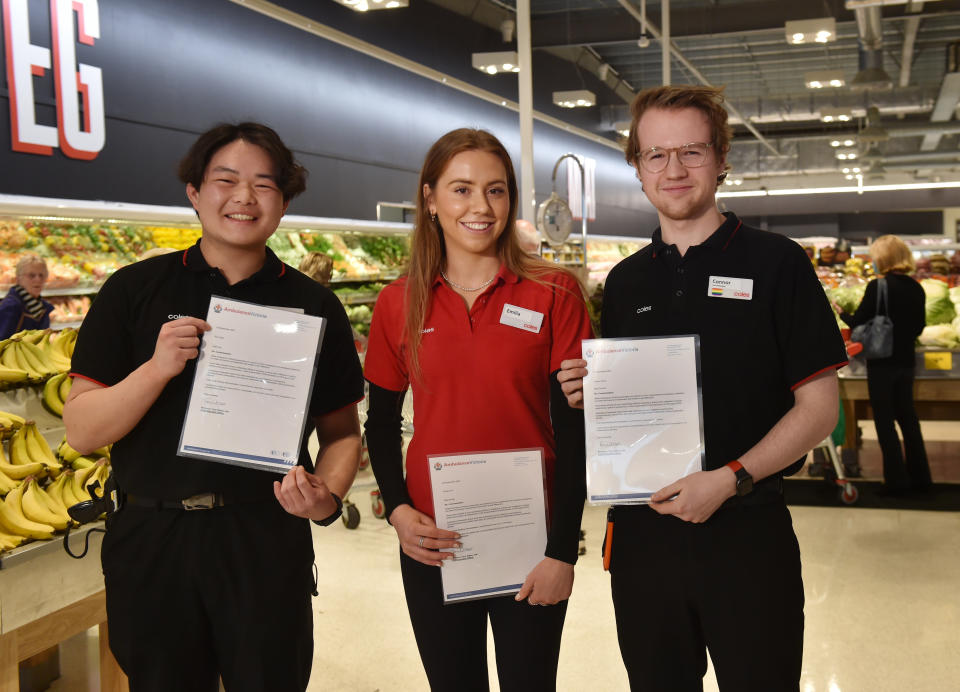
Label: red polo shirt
xmin=364 ymin=264 xmax=594 ymax=518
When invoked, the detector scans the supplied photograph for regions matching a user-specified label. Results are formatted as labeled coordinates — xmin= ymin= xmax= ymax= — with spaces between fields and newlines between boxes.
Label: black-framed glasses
xmin=636 ymin=141 xmax=714 ymax=173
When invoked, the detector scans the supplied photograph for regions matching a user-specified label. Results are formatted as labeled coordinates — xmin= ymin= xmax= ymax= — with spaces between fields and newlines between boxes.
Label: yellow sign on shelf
xmin=924 ymin=352 xmax=952 ymax=371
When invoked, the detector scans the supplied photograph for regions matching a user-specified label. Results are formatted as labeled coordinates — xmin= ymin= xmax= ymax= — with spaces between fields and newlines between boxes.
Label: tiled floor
xmin=46 ymin=420 xmax=960 ymax=691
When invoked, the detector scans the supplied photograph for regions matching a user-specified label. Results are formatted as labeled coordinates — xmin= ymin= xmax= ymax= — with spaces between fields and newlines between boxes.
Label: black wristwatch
xmin=312 ymin=493 xmax=343 ymax=527
xmin=726 ymin=460 xmax=754 ymax=497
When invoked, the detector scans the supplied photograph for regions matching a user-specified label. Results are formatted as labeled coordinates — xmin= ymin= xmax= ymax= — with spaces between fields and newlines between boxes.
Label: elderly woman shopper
xmin=0 ymin=254 xmax=53 ymax=339
xmin=836 ymin=235 xmax=930 ymax=495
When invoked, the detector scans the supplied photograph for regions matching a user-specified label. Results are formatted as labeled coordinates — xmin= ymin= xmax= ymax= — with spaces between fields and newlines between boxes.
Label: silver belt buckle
xmin=182 ymin=493 xmax=220 ymax=510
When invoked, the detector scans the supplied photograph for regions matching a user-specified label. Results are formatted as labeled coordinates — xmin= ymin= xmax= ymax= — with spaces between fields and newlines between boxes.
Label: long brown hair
xmin=404 ymin=128 xmax=583 ymax=381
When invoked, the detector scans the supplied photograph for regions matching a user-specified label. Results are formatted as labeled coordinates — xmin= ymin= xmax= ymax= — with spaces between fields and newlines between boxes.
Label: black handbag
xmin=851 ymin=277 xmax=894 ymax=359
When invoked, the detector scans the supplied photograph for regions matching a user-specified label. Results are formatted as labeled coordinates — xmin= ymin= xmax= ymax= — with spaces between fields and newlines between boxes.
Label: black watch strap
xmin=726 ymin=460 xmax=754 ymax=497
xmin=312 ymin=493 xmax=343 ymax=527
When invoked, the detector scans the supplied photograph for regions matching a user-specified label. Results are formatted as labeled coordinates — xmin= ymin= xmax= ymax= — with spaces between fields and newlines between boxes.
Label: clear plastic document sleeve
xmin=428 ymin=448 xmax=547 ymax=604
xmin=583 ymin=335 xmax=705 ymax=504
xmin=177 ymin=296 xmax=326 ymax=473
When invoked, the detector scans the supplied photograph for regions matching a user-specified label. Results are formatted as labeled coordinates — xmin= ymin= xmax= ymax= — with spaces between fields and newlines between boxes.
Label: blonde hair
xmin=15 ymin=254 xmax=47 ymax=279
xmin=624 ymin=85 xmax=733 ymax=188
xmin=870 ymin=235 xmax=915 ymax=275
xmin=299 ymin=251 xmax=334 ymax=285
xmin=404 ymin=128 xmax=583 ymax=382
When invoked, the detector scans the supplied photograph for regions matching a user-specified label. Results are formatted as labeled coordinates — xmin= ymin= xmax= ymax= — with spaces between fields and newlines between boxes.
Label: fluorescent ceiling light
xmin=472 ymin=51 xmax=521 ymax=75
xmin=821 ymin=107 xmax=852 ymax=123
xmin=805 ymin=70 xmax=845 ymax=89
xmin=717 ymin=180 xmax=960 ymax=198
xmin=333 ymin=0 xmax=408 ymax=11
xmin=553 ymin=89 xmax=596 ymax=108
xmin=785 ymin=17 xmax=837 ymax=45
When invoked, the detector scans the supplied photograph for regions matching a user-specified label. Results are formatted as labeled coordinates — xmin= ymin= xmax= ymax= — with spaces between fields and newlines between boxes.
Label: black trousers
xmin=866 ymin=364 xmax=931 ymax=490
xmin=609 ymin=502 xmax=804 ymax=692
xmin=399 ymin=551 xmax=568 ymax=692
xmin=101 ymin=502 xmax=316 ymax=692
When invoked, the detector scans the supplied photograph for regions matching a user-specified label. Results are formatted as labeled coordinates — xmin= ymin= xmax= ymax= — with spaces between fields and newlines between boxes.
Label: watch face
xmin=736 ymin=475 xmax=754 ymax=497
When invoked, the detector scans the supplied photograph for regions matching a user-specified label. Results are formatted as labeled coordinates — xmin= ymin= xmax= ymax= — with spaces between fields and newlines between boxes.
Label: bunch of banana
xmin=59 ymin=460 xmax=110 ymax=509
xmin=56 ymin=435 xmax=110 ymax=465
xmin=0 ymin=477 xmax=55 ymax=541
xmin=17 ymin=476 xmax=70 ymax=531
xmin=42 ymin=372 xmax=72 ymax=417
xmin=7 ymin=421 xmax=62 ymax=478
xmin=0 ymin=409 xmax=25 ymax=439
xmin=0 ymin=338 xmax=59 ymax=382
xmin=39 ymin=330 xmax=73 ymax=371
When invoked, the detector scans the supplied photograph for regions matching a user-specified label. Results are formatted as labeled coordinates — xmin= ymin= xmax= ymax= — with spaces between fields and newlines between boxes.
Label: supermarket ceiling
xmin=421 ymin=0 xmax=960 ymax=190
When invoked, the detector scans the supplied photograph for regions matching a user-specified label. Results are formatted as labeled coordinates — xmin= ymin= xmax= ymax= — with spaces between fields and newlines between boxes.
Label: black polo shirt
xmin=601 ymin=212 xmax=847 ymax=489
xmin=70 ymin=241 xmax=364 ymax=500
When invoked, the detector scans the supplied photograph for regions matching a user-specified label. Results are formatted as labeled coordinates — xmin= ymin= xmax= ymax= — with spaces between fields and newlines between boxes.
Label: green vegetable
xmin=918 ymin=324 xmax=960 ymax=348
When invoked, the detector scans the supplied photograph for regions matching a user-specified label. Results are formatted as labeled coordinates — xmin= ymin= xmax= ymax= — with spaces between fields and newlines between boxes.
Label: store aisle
xmin=51 ymin=470 xmax=960 ymax=691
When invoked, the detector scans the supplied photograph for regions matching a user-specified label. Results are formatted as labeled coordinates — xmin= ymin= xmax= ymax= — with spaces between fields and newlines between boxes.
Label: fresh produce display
xmin=0 ymin=419 xmax=112 ymax=554
xmin=0 ymin=328 xmax=75 ymax=388
xmin=920 ymin=278 xmax=957 ymax=326
xmin=345 ymin=304 xmax=373 ymax=336
xmin=48 ymin=295 xmax=92 ymax=324
xmin=145 ymin=225 xmax=202 ymax=250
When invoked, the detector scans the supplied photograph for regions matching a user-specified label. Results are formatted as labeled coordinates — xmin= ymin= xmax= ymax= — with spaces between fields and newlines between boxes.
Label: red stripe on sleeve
xmin=790 ymin=361 xmax=848 ymax=391
xmin=68 ymin=372 xmax=109 ymax=388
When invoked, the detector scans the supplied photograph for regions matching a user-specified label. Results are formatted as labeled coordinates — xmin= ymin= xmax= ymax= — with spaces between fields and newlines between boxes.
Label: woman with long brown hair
xmin=363 ymin=128 xmax=593 ymax=691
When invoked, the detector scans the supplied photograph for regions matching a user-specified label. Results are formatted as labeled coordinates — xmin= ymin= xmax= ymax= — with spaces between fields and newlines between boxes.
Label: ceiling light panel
xmin=472 ymin=51 xmax=521 ymax=75
xmin=805 ymin=70 xmax=846 ymax=89
xmin=553 ymin=90 xmax=596 ymax=108
xmin=785 ymin=17 xmax=837 ymax=45
xmin=332 ymin=0 xmax=408 ymax=12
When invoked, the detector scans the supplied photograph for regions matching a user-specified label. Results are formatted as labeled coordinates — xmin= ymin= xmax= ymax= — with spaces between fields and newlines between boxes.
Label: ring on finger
xmin=418 ymin=536 xmax=424 ymax=548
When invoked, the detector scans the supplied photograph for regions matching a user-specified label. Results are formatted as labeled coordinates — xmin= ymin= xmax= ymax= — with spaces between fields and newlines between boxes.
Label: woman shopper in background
xmin=0 ymin=254 xmax=53 ymax=339
xmin=836 ymin=235 xmax=930 ymax=494
xmin=363 ymin=128 xmax=593 ymax=692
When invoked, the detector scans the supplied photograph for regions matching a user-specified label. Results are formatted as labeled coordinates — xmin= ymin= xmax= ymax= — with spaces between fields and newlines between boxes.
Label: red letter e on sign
xmin=4 ymin=0 xmax=105 ymax=159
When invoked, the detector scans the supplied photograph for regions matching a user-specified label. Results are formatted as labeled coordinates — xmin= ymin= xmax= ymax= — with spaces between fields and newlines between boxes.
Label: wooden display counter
xmin=0 ymin=528 xmax=127 ymax=692
xmin=838 ymin=375 xmax=960 ymax=452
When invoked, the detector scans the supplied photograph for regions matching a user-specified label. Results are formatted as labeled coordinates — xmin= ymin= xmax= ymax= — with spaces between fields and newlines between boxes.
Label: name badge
xmin=707 ymin=276 xmax=753 ymax=301
xmin=500 ymin=303 xmax=544 ymax=333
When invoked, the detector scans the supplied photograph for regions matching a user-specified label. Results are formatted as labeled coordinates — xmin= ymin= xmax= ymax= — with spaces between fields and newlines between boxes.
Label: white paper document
xmin=178 ymin=296 xmax=326 ymax=473
xmin=429 ymin=449 xmax=547 ymax=604
xmin=583 ymin=336 xmax=705 ymax=504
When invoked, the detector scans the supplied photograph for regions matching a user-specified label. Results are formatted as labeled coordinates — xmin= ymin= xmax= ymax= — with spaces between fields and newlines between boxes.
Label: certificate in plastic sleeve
xmin=428 ymin=448 xmax=547 ymax=604
xmin=177 ymin=296 xmax=325 ymax=473
xmin=583 ymin=335 xmax=705 ymax=504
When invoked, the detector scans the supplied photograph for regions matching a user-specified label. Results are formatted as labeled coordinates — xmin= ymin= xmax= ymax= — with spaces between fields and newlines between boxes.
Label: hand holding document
xmin=178 ymin=296 xmax=326 ymax=473
xmin=429 ymin=449 xmax=547 ymax=603
xmin=583 ymin=336 xmax=705 ymax=504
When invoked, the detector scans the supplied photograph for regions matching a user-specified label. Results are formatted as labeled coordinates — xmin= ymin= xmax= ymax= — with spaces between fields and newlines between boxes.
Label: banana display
xmin=0 ymin=328 xmax=75 ymax=389
xmin=0 ymin=418 xmax=112 ymax=555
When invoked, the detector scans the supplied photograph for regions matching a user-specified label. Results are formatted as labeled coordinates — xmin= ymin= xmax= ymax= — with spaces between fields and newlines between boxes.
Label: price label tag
xmin=924 ymin=352 xmax=952 ymax=371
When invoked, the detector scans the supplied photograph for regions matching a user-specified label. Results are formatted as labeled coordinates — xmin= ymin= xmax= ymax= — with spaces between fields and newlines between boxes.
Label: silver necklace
xmin=440 ymin=269 xmax=496 ymax=292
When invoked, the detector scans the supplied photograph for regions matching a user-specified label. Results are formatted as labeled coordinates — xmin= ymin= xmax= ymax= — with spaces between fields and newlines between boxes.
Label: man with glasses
xmin=557 ymin=85 xmax=847 ymax=691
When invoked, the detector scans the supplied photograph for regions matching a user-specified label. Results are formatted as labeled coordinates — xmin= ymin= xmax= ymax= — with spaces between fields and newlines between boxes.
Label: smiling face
xmin=186 ymin=138 xmax=288 ymax=254
xmin=634 ymin=106 xmax=725 ymax=225
xmin=423 ymin=149 xmax=510 ymax=261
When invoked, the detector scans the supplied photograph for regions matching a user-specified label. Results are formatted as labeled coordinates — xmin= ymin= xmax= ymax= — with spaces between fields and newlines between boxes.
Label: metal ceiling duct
xmin=851 ymin=5 xmax=893 ymax=89
xmin=601 ymin=88 xmax=938 ymax=129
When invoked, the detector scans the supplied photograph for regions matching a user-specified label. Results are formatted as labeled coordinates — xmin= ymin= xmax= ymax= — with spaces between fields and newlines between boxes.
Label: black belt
xmin=124 ymin=492 xmax=268 ymax=511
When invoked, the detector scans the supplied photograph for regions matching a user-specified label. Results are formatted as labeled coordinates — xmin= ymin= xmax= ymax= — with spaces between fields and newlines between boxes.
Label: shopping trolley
xmin=807 ymin=340 xmax=861 ymax=505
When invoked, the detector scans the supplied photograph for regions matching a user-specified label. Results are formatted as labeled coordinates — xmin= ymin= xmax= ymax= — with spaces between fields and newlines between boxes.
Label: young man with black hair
xmin=64 ymin=123 xmax=364 ymax=692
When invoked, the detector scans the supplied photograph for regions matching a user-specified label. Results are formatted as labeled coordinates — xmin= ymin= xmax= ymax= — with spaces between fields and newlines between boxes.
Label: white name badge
xmin=707 ymin=276 xmax=754 ymax=301
xmin=500 ymin=303 xmax=544 ymax=333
